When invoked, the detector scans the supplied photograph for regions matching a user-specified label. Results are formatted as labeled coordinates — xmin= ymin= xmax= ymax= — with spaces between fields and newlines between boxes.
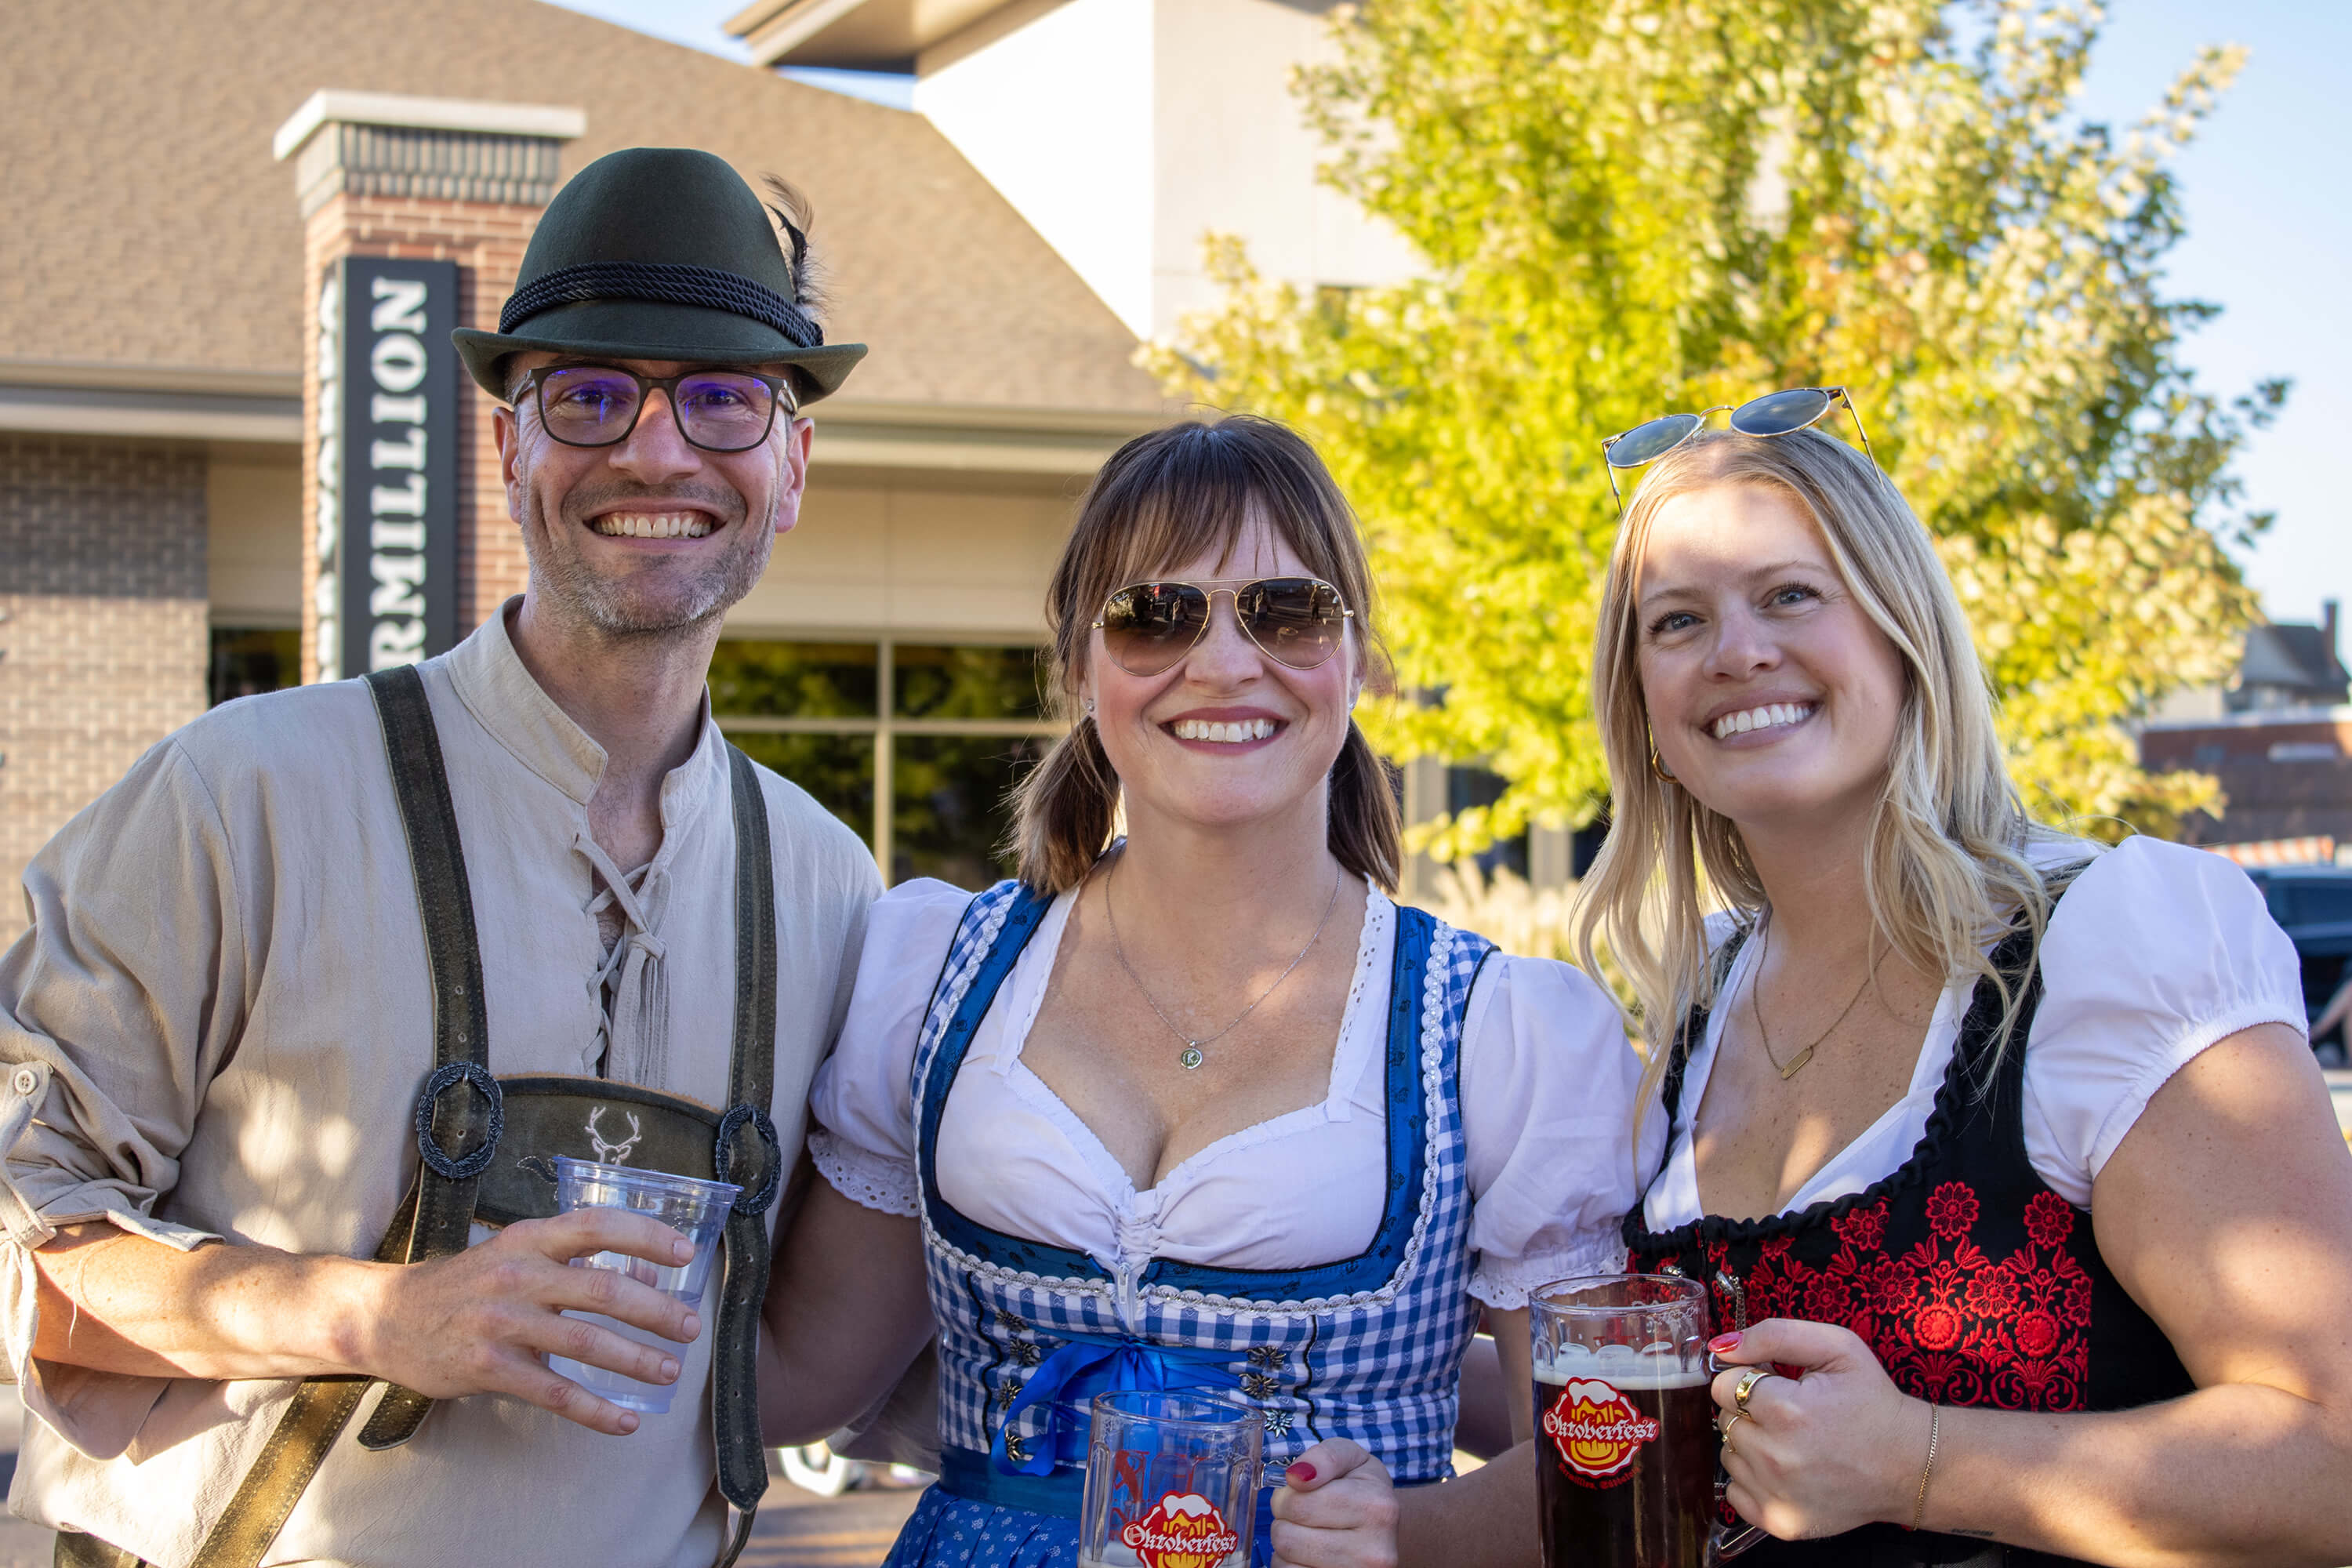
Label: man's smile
xmin=588 ymin=510 xmax=717 ymax=540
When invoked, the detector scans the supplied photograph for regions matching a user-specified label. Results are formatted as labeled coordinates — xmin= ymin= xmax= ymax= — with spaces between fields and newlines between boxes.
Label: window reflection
xmin=707 ymin=640 xmax=878 ymax=718
xmin=712 ymin=637 xmax=1055 ymax=887
xmin=892 ymin=735 xmax=1050 ymax=888
xmin=894 ymin=644 xmax=1046 ymax=720
xmin=209 ymin=627 xmax=301 ymax=707
xmin=725 ymin=731 xmax=875 ymax=843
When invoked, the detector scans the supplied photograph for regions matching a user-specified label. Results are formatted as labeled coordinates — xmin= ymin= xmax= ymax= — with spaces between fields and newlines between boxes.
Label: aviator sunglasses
xmin=1599 ymin=386 xmax=1880 ymax=514
xmin=1093 ymin=577 xmax=1354 ymax=677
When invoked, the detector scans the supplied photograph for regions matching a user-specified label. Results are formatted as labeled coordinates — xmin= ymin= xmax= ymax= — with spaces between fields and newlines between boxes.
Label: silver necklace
xmin=1102 ymin=855 xmax=1344 ymax=1070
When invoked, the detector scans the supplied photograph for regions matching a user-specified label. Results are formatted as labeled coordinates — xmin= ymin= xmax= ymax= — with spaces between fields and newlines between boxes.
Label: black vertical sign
xmin=338 ymin=256 xmax=459 ymax=677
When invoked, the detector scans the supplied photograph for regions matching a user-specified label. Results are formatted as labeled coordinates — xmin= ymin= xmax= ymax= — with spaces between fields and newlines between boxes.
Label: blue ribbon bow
xmin=989 ymin=1327 xmax=1241 ymax=1476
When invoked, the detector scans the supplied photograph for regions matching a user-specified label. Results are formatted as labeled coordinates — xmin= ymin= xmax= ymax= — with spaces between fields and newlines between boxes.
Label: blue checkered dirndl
xmin=879 ymin=879 xmax=1495 ymax=1568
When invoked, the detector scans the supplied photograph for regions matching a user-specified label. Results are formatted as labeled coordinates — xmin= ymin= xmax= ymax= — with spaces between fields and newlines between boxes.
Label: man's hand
xmin=356 ymin=1209 xmax=703 ymax=1436
xmin=1271 ymin=1439 xmax=1399 ymax=1568
xmin=32 ymin=1210 xmax=704 ymax=1438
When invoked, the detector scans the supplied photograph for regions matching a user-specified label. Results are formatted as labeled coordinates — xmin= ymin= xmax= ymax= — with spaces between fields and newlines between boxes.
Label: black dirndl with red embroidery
xmin=1624 ymin=923 xmax=2194 ymax=1567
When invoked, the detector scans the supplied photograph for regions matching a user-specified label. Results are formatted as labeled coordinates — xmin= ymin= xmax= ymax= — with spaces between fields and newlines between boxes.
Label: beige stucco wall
xmin=731 ymin=466 xmax=1080 ymax=639
xmin=205 ymin=443 xmax=303 ymax=625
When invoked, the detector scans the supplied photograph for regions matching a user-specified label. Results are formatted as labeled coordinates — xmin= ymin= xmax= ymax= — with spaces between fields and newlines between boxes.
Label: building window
xmin=209 ymin=626 xmax=302 ymax=707
xmin=710 ymin=638 xmax=1059 ymax=887
xmin=1444 ymin=765 xmax=1530 ymax=881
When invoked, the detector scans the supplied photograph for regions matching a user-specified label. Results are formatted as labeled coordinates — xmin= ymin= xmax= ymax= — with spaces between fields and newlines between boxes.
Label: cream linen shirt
xmin=0 ymin=603 xmax=880 ymax=1567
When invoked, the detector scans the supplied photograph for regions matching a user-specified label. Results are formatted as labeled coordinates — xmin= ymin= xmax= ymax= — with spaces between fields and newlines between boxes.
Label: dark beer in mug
xmin=1534 ymin=1350 xmax=1719 ymax=1568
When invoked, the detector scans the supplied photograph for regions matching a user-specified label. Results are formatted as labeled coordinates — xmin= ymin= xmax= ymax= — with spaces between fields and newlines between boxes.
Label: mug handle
xmin=1707 ymin=1352 xmax=1774 ymax=1561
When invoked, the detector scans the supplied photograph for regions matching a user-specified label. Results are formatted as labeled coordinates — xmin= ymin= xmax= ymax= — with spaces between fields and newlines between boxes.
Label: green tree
xmin=1145 ymin=0 xmax=2282 ymax=856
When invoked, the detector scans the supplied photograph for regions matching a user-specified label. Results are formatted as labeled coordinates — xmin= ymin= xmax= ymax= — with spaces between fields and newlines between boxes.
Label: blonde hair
xmin=1009 ymin=416 xmax=1402 ymax=893
xmin=1570 ymin=429 xmax=2086 ymax=1102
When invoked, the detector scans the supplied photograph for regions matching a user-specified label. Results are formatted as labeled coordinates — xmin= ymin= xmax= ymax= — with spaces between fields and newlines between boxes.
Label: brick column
xmin=274 ymin=93 xmax=583 ymax=682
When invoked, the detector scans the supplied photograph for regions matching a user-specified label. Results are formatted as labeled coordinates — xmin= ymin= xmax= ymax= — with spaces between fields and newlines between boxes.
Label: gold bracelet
xmin=1909 ymin=1404 xmax=1941 ymax=1532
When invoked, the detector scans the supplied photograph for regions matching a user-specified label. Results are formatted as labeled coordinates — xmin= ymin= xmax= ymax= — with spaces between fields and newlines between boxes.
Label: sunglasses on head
xmin=1599 ymin=386 xmax=1880 ymax=515
xmin=1092 ymin=577 xmax=1353 ymax=677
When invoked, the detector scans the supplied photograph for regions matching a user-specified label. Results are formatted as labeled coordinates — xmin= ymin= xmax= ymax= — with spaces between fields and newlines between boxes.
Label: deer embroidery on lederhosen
xmin=586 ymin=1106 xmax=644 ymax=1164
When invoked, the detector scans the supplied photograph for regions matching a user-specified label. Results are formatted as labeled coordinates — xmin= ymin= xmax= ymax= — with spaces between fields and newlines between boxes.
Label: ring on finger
xmin=1733 ymin=1367 xmax=1779 ymax=1414
xmin=1717 ymin=1409 xmax=1749 ymax=1455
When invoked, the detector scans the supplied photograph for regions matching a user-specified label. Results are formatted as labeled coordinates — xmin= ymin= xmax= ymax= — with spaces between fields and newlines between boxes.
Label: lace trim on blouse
xmin=1468 ymin=1228 xmax=1628 ymax=1310
xmin=810 ymin=1127 xmax=920 ymax=1218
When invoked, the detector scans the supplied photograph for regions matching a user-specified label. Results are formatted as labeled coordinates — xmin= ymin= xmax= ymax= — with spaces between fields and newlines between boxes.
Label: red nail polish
xmin=1709 ymin=1332 xmax=1741 ymax=1352
xmin=1287 ymin=1462 xmax=1317 ymax=1485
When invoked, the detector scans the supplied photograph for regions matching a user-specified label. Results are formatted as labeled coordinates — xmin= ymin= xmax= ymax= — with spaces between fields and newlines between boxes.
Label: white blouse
xmin=813 ymin=880 xmax=1659 ymax=1308
xmin=1642 ymin=834 xmax=2305 ymax=1229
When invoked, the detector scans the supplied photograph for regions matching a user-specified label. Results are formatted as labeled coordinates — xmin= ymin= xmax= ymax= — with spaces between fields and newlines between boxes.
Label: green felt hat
xmin=452 ymin=147 xmax=866 ymax=405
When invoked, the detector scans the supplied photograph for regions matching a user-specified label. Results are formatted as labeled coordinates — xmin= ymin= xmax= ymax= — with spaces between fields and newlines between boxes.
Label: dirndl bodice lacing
xmin=884 ymin=879 xmax=1496 ymax=1567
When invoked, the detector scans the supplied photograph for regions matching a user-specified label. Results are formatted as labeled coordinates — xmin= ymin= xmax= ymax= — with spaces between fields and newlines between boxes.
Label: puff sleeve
xmin=806 ymin=878 xmax=975 ymax=1218
xmin=2023 ymin=835 xmax=2307 ymax=1207
xmin=1460 ymin=955 xmax=1657 ymax=1308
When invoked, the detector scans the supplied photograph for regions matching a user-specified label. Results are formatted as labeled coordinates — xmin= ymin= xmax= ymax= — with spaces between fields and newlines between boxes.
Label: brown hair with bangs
xmin=1010 ymin=415 xmax=1402 ymax=893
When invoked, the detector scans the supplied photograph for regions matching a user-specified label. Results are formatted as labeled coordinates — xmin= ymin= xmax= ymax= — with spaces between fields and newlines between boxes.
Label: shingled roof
xmin=1 ymin=0 xmax=1163 ymax=414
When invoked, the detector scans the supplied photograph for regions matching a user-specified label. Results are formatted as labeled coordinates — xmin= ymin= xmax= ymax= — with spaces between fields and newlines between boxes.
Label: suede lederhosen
xmin=1623 ymin=918 xmax=2194 ymax=1568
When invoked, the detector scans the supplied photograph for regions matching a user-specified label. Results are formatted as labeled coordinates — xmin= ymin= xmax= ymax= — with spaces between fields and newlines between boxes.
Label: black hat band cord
xmin=501 ymin=260 xmax=823 ymax=350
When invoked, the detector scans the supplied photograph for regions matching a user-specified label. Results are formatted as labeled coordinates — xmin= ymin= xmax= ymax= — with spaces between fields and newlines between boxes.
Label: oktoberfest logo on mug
xmin=1122 ymin=1491 xmax=1243 ymax=1568
xmin=1544 ymin=1377 xmax=1663 ymax=1485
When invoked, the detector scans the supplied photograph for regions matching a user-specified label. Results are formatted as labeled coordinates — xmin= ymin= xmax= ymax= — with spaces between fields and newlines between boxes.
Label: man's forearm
xmin=31 ymin=1222 xmax=383 ymax=1381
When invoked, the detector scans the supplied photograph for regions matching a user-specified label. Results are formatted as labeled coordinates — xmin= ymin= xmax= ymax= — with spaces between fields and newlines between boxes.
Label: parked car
xmin=2238 ymin=865 xmax=2352 ymax=1066
xmin=771 ymin=1442 xmax=931 ymax=1499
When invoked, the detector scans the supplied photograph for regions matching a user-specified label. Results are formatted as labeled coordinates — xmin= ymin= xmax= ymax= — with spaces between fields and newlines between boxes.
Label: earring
xmin=1648 ymin=734 xmax=1676 ymax=783
xmin=1083 ymin=698 xmax=1096 ymax=720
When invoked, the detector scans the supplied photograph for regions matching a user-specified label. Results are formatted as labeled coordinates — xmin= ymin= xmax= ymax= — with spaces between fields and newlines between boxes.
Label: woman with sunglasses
xmin=759 ymin=416 xmax=1651 ymax=1568
xmin=1574 ymin=395 xmax=2352 ymax=1565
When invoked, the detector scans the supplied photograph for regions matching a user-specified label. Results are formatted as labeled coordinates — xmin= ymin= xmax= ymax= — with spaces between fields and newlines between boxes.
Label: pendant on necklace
xmin=1777 ymin=1045 xmax=1814 ymax=1082
xmin=1178 ymin=1046 xmax=1205 ymax=1071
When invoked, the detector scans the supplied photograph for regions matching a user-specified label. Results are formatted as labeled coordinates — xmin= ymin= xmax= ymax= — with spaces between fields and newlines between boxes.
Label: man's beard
xmin=521 ymin=477 xmax=772 ymax=640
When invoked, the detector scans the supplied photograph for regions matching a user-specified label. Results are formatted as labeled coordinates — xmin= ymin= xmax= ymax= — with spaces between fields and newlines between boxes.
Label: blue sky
xmin=542 ymin=0 xmax=2350 ymax=630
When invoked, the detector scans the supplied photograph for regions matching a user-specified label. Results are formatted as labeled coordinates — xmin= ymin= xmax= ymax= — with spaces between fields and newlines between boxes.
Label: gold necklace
xmin=1103 ymin=855 xmax=1343 ymax=1071
xmin=1748 ymin=918 xmax=1875 ymax=1081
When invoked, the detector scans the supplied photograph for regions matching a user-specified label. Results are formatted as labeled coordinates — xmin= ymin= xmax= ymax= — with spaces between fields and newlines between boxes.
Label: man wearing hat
xmin=0 ymin=149 xmax=876 ymax=1567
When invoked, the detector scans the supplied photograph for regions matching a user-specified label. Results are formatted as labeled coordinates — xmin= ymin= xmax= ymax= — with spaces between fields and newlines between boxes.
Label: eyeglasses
xmin=1599 ymin=386 xmax=1879 ymax=514
xmin=521 ymin=365 xmax=800 ymax=453
xmin=1092 ymin=577 xmax=1353 ymax=677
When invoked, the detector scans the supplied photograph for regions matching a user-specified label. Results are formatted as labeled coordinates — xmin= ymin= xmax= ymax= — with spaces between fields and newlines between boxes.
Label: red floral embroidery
xmin=1924 ymin=1181 xmax=1979 ymax=1239
xmin=2023 ymin=1190 xmax=2074 ymax=1250
xmin=1649 ymin=1178 xmax=2096 ymax=1415
xmin=1832 ymin=1203 xmax=1887 ymax=1252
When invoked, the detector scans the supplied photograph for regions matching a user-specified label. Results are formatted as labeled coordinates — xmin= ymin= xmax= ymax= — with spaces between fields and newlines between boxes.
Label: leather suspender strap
xmin=357 ymin=665 xmax=499 ymax=1450
xmin=710 ymin=742 xmax=780 ymax=1567
xmin=189 ymin=670 xmax=499 ymax=1568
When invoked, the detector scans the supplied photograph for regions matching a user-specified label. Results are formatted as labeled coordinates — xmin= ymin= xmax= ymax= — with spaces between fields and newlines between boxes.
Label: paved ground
xmin=0 ymin=1388 xmax=921 ymax=1568
xmin=2328 ymin=1068 xmax=2352 ymax=1135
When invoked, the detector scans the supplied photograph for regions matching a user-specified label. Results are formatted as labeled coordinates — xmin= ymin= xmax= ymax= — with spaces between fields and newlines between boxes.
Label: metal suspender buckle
xmin=412 ymin=1060 xmax=504 ymax=1180
xmin=713 ymin=1102 xmax=781 ymax=1213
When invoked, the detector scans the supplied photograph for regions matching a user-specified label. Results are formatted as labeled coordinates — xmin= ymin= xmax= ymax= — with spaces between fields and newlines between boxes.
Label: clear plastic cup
xmin=543 ymin=1155 xmax=740 ymax=1414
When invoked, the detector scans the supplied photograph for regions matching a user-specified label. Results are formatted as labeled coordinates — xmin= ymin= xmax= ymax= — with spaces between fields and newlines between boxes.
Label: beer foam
xmin=1533 ymin=1341 xmax=1709 ymax=1391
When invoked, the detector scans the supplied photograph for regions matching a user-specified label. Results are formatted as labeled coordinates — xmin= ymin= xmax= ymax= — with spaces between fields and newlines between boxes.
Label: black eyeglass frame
xmin=1090 ymin=576 xmax=1357 ymax=677
xmin=518 ymin=364 xmax=802 ymax=454
xmin=1599 ymin=386 xmax=1881 ymax=516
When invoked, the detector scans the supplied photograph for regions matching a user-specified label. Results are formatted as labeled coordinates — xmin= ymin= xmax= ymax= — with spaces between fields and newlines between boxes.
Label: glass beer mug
xmin=1080 ymin=1390 xmax=1264 ymax=1568
xmin=1530 ymin=1275 xmax=1766 ymax=1568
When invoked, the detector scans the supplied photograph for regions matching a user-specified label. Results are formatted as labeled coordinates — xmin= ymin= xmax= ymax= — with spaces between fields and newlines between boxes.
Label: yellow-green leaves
xmin=1145 ymin=0 xmax=2273 ymax=852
